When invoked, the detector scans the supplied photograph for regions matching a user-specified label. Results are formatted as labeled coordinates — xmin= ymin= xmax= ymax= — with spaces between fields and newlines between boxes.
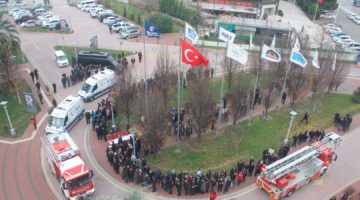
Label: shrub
xmin=352 ymin=87 xmax=360 ymax=103
xmin=123 ymin=6 xmax=127 ymax=18
xmin=277 ymin=9 xmax=284 ymax=17
xmin=130 ymin=14 xmax=135 ymax=21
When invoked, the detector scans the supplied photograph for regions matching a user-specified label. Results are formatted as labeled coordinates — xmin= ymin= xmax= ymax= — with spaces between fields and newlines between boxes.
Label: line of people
xmin=291 ymin=129 xmax=326 ymax=147
xmin=334 ymin=113 xmax=353 ymax=132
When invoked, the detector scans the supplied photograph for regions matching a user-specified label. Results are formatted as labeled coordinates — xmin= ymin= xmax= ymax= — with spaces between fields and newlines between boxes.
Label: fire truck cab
xmin=41 ymin=132 xmax=95 ymax=200
xmin=256 ymin=132 xmax=342 ymax=200
xmin=60 ymin=156 xmax=95 ymax=200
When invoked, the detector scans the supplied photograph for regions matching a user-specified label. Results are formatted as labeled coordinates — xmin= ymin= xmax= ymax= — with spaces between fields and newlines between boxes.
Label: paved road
xmin=2 ymin=0 xmax=360 ymax=199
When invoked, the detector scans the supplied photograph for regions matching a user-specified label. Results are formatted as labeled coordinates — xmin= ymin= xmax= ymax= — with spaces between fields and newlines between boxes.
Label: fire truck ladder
xmin=263 ymin=132 xmax=343 ymax=180
xmin=40 ymin=134 xmax=61 ymax=165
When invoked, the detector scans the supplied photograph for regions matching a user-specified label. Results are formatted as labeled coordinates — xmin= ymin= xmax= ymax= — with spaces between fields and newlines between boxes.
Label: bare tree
xmin=153 ymin=47 xmax=177 ymax=108
xmin=260 ymin=63 xmax=281 ymax=117
xmin=142 ymin=96 xmax=168 ymax=154
xmin=327 ymin=49 xmax=350 ymax=92
xmin=112 ymin=71 xmax=136 ymax=126
xmin=287 ymin=65 xmax=309 ymax=109
xmin=222 ymin=57 xmax=239 ymax=92
xmin=229 ymin=72 xmax=251 ymax=125
xmin=186 ymin=74 xmax=215 ymax=141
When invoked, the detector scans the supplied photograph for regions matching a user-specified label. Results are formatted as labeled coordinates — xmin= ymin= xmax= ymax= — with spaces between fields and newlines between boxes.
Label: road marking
xmin=40 ymin=147 xmax=63 ymax=200
xmin=0 ymin=113 xmax=48 ymax=144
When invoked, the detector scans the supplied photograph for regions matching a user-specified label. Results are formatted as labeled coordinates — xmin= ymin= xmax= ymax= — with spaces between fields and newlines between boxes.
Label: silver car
xmin=120 ymin=28 xmax=140 ymax=39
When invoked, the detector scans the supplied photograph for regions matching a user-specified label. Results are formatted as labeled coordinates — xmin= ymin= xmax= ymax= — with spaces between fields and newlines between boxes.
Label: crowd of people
xmin=334 ymin=113 xmax=353 ymax=132
xmin=291 ymin=129 xmax=326 ymax=147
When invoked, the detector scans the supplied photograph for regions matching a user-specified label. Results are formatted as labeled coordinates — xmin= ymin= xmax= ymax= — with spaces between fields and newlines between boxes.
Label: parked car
xmin=20 ymin=19 xmax=37 ymax=28
xmin=347 ymin=12 xmax=357 ymax=20
xmin=98 ymin=13 xmax=112 ymax=22
xmin=353 ymin=16 xmax=360 ymax=24
xmin=118 ymin=26 xmax=137 ymax=34
xmin=120 ymin=28 xmax=141 ymax=39
xmin=9 ymin=8 xmax=20 ymax=16
xmin=33 ymin=8 xmax=47 ymax=16
xmin=15 ymin=15 xmax=33 ymax=24
xmin=0 ymin=1 xmax=7 ymax=7
xmin=346 ymin=42 xmax=360 ymax=49
xmin=325 ymin=23 xmax=341 ymax=33
xmin=320 ymin=12 xmax=336 ymax=20
xmin=108 ymin=18 xmax=125 ymax=27
xmin=332 ymin=35 xmax=351 ymax=42
xmin=331 ymin=32 xmax=346 ymax=38
xmin=103 ymin=16 xmax=117 ymax=24
xmin=48 ymin=19 xmax=61 ymax=30
xmin=105 ymin=17 xmax=120 ymax=25
xmin=13 ymin=1 xmax=26 ymax=7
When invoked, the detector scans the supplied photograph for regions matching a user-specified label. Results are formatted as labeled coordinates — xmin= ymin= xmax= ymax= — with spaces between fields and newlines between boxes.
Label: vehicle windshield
xmin=82 ymin=83 xmax=92 ymax=93
xmin=68 ymin=173 xmax=91 ymax=190
xmin=48 ymin=116 xmax=64 ymax=127
xmin=108 ymin=56 xmax=118 ymax=67
xmin=57 ymin=55 xmax=67 ymax=61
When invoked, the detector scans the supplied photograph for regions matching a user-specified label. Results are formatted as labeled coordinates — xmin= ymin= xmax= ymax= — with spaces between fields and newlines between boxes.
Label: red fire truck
xmin=41 ymin=132 xmax=95 ymax=200
xmin=256 ymin=132 xmax=343 ymax=200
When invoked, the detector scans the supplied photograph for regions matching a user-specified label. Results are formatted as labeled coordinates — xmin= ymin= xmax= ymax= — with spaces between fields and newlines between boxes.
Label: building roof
xmin=220 ymin=17 xmax=293 ymax=32
xmin=198 ymin=2 xmax=258 ymax=14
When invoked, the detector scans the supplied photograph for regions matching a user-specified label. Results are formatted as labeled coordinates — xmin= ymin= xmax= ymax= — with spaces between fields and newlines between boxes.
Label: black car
xmin=15 ymin=15 xmax=32 ymax=24
xmin=77 ymin=51 xmax=121 ymax=71
xmin=107 ymin=18 xmax=125 ymax=27
xmin=97 ymin=13 xmax=112 ymax=23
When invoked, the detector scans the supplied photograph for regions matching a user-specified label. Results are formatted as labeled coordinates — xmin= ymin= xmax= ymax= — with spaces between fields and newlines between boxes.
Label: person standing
xmin=131 ymin=57 xmax=135 ymax=67
xmin=281 ymin=92 xmax=287 ymax=104
xmin=30 ymin=117 xmax=37 ymax=130
xmin=52 ymin=98 xmax=57 ymax=108
xmin=85 ymin=111 xmax=91 ymax=124
xmin=66 ymin=76 xmax=71 ymax=88
xmin=52 ymin=83 xmax=57 ymax=94
xmin=209 ymin=190 xmax=217 ymax=200
xmin=61 ymin=76 xmax=66 ymax=88
xmin=35 ymin=81 xmax=41 ymax=92
xmin=34 ymin=69 xmax=39 ymax=80
xmin=138 ymin=51 xmax=142 ymax=63
xmin=301 ymin=112 xmax=310 ymax=124
xmin=223 ymin=177 xmax=231 ymax=193
xmin=29 ymin=71 xmax=35 ymax=82
xmin=38 ymin=92 xmax=43 ymax=104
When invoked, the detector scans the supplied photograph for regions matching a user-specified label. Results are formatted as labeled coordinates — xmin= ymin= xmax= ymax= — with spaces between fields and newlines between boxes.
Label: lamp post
xmin=284 ymin=111 xmax=297 ymax=144
xmin=111 ymin=102 xmax=116 ymax=131
xmin=130 ymin=128 xmax=136 ymax=161
xmin=0 ymin=101 xmax=15 ymax=136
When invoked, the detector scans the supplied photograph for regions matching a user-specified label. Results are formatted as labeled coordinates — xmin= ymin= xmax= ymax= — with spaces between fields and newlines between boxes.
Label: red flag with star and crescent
xmin=181 ymin=39 xmax=209 ymax=67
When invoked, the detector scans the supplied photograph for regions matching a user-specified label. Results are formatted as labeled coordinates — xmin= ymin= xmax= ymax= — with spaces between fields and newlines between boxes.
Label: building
xmin=191 ymin=0 xmax=279 ymax=19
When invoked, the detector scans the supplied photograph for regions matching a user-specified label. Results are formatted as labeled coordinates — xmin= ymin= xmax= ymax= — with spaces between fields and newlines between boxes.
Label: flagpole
xmin=143 ymin=20 xmax=148 ymax=113
xmin=216 ymin=40 xmax=229 ymax=132
xmin=248 ymin=57 xmax=260 ymax=125
xmin=214 ymin=39 xmax=220 ymax=134
xmin=312 ymin=0 xmax=319 ymax=22
xmin=176 ymin=34 xmax=182 ymax=153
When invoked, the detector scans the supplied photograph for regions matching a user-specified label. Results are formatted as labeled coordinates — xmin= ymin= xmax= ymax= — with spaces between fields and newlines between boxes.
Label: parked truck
xmin=41 ymin=132 xmax=95 ymax=200
xmin=256 ymin=132 xmax=343 ymax=200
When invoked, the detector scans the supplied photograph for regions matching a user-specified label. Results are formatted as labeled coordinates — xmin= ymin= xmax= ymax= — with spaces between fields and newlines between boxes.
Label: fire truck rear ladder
xmin=40 ymin=134 xmax=61 ymax=165
xmin=263 ymin=132 xmax=343 ymax=180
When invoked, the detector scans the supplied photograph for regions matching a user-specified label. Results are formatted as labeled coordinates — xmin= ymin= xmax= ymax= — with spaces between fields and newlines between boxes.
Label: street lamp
xmin=0 ymin=101 xmax=16 ymax=136
xmin=130 ymin=128 xmax=137 ymax=161
xmin=284 ymin=111 xmax=297 ymax=144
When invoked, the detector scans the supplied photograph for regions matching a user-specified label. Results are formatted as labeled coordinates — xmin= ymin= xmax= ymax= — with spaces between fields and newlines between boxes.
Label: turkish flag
xmin=318 ymin=0 xmax=324 ymax=4
xmin=181 ymin=39 xmax=209 ymax=67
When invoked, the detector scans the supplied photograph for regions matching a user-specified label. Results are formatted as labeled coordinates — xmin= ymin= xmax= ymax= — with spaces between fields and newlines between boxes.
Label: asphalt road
xmin=336 ymin=8 xmax=360 ymax=44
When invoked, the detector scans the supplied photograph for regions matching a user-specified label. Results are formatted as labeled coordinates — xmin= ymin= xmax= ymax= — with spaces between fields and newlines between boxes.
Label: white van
xmin=78 ymin=69 xmax=116 ymax=102
xmin=77 ymin=0 xmax=96 ymax=9
xmin=55 ymin=50 xmax=69 ymax=67
xmin=46 ymin=95 xmax=85 ymax=134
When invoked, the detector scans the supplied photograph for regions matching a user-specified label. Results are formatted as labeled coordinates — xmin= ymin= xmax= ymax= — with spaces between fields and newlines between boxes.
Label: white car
xmin=338 ymin=38 xmax=354 ymax=46
xmin=103 ymin=16 xmax=117 ymax=24
xmin=347 ymin=42 xmax=360 ymax=49
xmin=348 ymin=12 xmax=357 ymax=20
xmin=13 ymin=1 xmax=26 ymax=7
xmin=20 ymin=20 xmax=37 ymax=28
xmin=80 ymin=4 xmax=90 ymax=11
xmin=320 ymin=12 xmax=336 ymax=20
xmin=353 ymin=16 xmax=360 ymax=24
xmin=325 ymin=24 xmax=341 ymax=33
xmin=13 ymin=10 xmax=31 ymax=19
xmin=42 ymin=17 xmax=60 ymax=27
xmin=332 ymin=35 xmax=351 ymax=43
xmin=0 ymin=1 xmax=7 ymax=7
xmin=9 ymin=8 xmax=20 ymax=16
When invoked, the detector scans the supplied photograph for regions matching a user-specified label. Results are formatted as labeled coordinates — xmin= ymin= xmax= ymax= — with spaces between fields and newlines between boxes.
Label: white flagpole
xmin=312 ymin=0 xmax=319 ymax=22
xmin=216 ymin=39 xmax=229 ymax=131
xmin=143 ymin=20 xmax=148 ymax=113
xmin=176 ymin=34 xmax=182 ymax=153
xmin=214 ymin=38 xmax=220 ymax=134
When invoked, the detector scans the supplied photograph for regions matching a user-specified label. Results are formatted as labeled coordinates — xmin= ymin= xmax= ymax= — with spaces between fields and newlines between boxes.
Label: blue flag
xmin=144 ymin=20 xmax=160 ymax=39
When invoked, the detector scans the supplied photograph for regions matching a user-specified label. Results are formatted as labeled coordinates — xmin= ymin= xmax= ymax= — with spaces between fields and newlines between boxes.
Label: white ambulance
xmin=78 ymin=69 xmax=116 ymax=102
xmin=46 ymin=95 xmax=85 ymax=134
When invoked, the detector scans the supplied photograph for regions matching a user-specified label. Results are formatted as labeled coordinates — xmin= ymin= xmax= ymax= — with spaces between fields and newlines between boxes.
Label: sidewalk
xmin=0 ymin=63 xmax=51 ymax=143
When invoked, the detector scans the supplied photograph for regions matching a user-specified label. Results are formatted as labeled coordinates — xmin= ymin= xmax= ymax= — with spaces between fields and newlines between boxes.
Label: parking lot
xmin=337 ymin=8 xmax=360 ymax=43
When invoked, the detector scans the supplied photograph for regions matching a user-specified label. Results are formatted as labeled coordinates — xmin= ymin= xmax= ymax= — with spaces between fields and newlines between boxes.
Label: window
xmin=92 ymin=84 xmax=98 ymax=93
xmin=64 ymin=116 xmax=68 ymax=126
